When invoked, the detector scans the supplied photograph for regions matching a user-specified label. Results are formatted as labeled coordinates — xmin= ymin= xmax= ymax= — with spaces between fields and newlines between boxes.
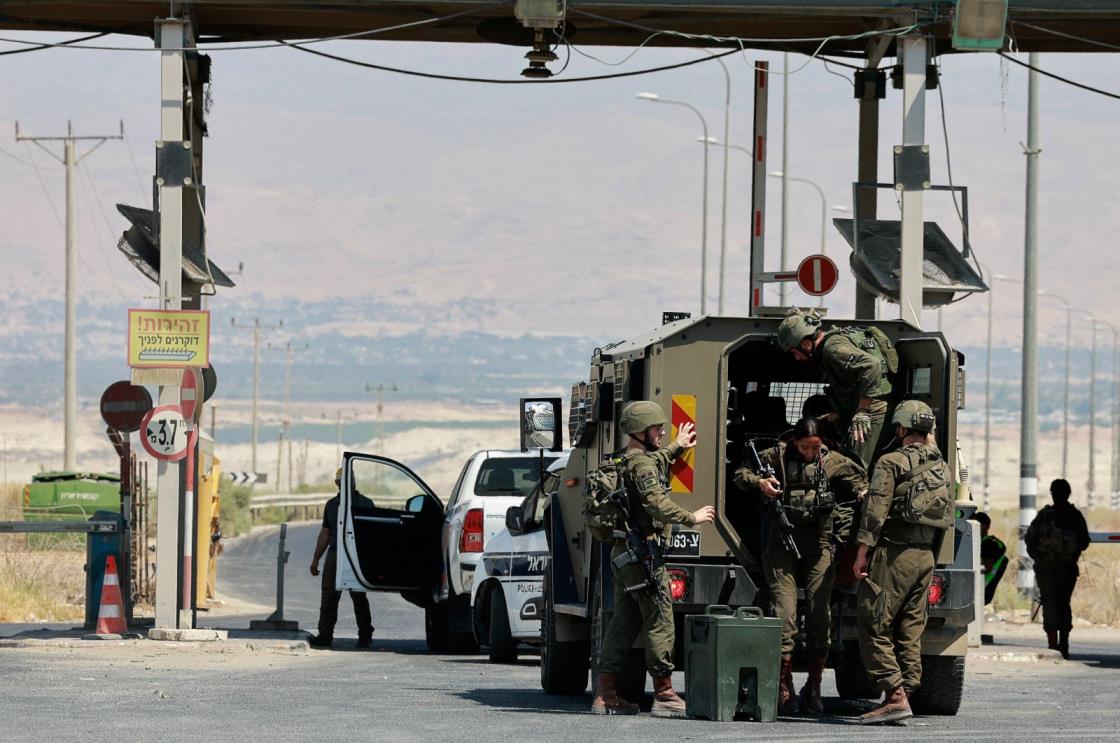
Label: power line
xmin=121 ymin=124 xmax=148 ymax=202
xmin=997 ymin=51 xmax=1120 ymax=102
xmin=0 ymin=31 xmax=106 ymax=55
xmin=282 ymin=42 xmax=742 ymax=84
xmin=0 ymin=143 xmax=32 ymax=167
xmin=75 ymin=156 xmax=129 ymax=298
xmin=22 ymin=142 xmax=64 ymax=227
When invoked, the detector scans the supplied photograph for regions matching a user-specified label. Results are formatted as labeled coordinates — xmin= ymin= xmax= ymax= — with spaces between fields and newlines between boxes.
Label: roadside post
xmin=250 ymin=523 xmax=299 ymax=631
xmin=100 ymin=380 xmax=153 ymax=624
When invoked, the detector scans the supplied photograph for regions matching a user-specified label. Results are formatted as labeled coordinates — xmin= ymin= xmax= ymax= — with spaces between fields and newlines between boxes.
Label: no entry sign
xmin=181 ymin=367 xmax=203 ymax=423
xmin=100 ymin=381 xmax=153 ymax=433
xmin=140 ymin=405 xmax=190 ymax=461
xmin=796 ymin=254 xmax=839 ymax=297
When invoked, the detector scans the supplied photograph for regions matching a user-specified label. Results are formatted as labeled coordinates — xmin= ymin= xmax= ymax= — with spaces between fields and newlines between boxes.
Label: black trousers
xmin=1035 ymin=563 xmax=1078 ymax=633
xmin=318 ymin=550 xmax=373 ymax=639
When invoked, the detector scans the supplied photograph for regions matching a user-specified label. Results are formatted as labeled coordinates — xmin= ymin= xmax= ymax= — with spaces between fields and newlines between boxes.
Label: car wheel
xmin=425 ymin=603 xmax=450 ymax=653
xmin=447 ymin=592 xmax=480 ymax=654
xmin=909 ymin=655 xmax=965 ymax=715
xmin=488 ymin=588 xmax=518 ymax=663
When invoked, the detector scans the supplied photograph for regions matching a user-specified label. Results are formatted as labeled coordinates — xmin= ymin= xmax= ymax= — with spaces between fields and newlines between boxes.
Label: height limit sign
xmin=140 ymin=405 xmax=189 ymax=461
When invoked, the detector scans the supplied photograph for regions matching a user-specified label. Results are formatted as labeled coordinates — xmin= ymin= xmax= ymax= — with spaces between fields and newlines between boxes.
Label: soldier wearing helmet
xmin=776 ymin=309 xmax=895 ymax=468
xmin=591 ymin=400 xmax=715 ymax=718
xmin=852 ymin=400 xmax=951 ymax=725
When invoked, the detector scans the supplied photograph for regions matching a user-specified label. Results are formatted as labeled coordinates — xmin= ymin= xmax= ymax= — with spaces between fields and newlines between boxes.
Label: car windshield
xmin=473 ymin=456 xmax=558 ymax=498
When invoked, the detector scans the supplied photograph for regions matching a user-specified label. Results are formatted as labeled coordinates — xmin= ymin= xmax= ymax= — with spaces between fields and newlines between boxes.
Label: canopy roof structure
xmin=0 ymin=1 xmax=1118 ymax=55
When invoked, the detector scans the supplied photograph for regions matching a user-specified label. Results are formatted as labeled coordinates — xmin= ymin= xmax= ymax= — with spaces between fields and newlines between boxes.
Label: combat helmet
xmin=776 ymin=308 xmax=823 ymax=352
xmin=892 ymin=400 xmax=936 ymax=432
xmin=619 ymin=400 xmax=668 ymax=435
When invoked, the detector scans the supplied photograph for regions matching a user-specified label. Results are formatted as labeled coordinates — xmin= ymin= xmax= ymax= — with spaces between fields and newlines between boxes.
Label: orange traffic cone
xmin=95 ymin=555 xmax=127 ymax=635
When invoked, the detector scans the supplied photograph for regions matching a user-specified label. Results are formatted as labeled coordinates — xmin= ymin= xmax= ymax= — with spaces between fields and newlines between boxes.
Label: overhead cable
xmin=281 ymin=41 xmax=742 ymax=84
xmin=997 ymin=51 xmax=1120 ymax=102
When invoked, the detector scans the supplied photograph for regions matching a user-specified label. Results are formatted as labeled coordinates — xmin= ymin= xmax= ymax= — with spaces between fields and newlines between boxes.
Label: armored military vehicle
xmin=539 ymin=314 xmax=976 ymax=715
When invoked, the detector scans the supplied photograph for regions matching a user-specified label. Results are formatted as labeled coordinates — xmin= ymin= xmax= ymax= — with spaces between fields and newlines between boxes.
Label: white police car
xmin=471 ymin=454 xmax=567 ymax=663
xmin=333 ymin=449 xmax=558 ymax=653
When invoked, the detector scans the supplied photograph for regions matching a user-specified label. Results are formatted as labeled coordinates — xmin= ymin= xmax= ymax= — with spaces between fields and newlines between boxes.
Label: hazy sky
xmin=1 ymin=28 xmax=1118 ymax=348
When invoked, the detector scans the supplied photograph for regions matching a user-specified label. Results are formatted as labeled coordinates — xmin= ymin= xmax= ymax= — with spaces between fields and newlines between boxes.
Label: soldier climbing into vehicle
xmin=587 ymin=400 xmax=714 ymax=718
xmin=776 ymin=308 xmax=898 ymax=469
xmin=733 ymin=416 xmax=867 ymax=716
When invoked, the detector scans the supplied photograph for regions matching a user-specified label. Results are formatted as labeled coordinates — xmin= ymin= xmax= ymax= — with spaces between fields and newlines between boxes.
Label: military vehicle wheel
xmin=488 ymin=588 xmax=518 ymax=663
xmin=909 ymin=655 xmax=965 ymax=715
xmin=540 ymin=585 xmax=590 ymax=694
xmin=425 ymin=603 xmax=450 ymax=652
xmin=834 ymin=643 xmax=878 ymax=699
xmin=447 ymin=593 xmax=480 ymax=654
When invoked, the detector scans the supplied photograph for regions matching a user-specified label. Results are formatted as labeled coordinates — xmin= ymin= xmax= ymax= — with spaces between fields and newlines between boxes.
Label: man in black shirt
xmin=1025 ymin=479 xmax=1091 ymax=659
xmin=309 ymin=468 xmax=375 ymax=649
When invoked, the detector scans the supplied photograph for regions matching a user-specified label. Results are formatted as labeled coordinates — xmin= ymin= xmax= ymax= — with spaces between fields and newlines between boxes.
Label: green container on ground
xmin=23 ymin=472 xmax=121 ymax=549
xmin=685 ymin=605 xmax=781 ymax=722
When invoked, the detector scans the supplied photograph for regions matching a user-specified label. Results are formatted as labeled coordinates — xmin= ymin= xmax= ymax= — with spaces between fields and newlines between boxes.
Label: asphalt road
xmin=2 ymin=522 xmax=1120 ymax=741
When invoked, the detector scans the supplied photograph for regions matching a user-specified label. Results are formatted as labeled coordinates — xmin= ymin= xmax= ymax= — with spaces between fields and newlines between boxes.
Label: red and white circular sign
xmin=140 ymin=405 xmax=189 ymax=461
xmin=181 ymin=368 xmax=203 ymax=423
xmin=796 ymin=254 xmax=839 ymax=297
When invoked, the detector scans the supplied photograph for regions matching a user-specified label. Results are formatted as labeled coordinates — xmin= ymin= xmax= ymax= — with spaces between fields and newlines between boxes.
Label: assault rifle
xmin=601 ymin=455 xmax=667 ymax=599
xmin=747 ymin=439 xmax=801 ymax=560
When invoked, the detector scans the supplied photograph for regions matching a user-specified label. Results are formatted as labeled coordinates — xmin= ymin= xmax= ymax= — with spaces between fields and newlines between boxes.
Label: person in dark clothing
xmin=974 ymin=512 xmax=1008 ymax=606
xmin=308 ymin=468 xmax=375 ymax=649
xmin=1025 ymin=479 xmax=1091 ymax=659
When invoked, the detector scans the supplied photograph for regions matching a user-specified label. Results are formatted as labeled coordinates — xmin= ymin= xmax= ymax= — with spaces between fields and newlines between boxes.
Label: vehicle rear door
xmin=336 ymin=452 xmax=444 ymax=601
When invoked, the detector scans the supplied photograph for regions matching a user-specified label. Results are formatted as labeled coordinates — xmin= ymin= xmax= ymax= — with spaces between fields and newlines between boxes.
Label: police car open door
xmin=336 ymin=452 xmax=444 ymax=603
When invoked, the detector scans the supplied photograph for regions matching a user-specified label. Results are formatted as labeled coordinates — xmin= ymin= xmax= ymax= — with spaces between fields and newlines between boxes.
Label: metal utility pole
xmin=231 ymin=318 xmax=282 ymax=474
xmin=1018 ymin=51 xmax=1042 ymax=596
xmin=706 ymin=51 xmax=732 ymax=316
xmin=1088 ymin=318 xmax=1100 ymax=508
xmin=779 ymin=53 xmax=791 ymax=307
xmin=15 ymin=121 xmax=123 ymax=471
xmin=984 ymin=280 xmax=993 ymax=511
xmin=365 ymin=382 xmax=398 ymax=449
xmin=269 ymin=341 xmax=308 ymax=492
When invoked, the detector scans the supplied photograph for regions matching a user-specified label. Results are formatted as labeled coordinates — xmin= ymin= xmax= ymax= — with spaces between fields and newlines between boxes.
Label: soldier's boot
xmin=1046 ymin=630 xmax=1059 ymax=651
xmin=778 ymin=654 xmax=800 ymax=715
xmin=798 ymin=656 xmax=826 ymax=715
xmin=858 ymin=686 xmax=912 ymax=726
xmin=591 ymin=673 xmax=639 ymax=716
xmin=650 ymin=674 xmax=686 ymax=718
xmin=1058 ymin=630 xmax=1070 ymax=660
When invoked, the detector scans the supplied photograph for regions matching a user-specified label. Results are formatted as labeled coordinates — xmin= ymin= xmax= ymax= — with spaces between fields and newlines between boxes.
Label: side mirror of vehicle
xmin=506 ymin=505 xmax=525 ymax=536
xmin=405 ymin=494 xmax=426 ymax=513
xmin=519 ymin=396 xmax=563 ymax=452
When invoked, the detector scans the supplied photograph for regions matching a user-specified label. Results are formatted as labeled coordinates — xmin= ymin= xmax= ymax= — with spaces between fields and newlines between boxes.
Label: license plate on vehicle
xmin=665 ymin=530 xmax=700 ymax=556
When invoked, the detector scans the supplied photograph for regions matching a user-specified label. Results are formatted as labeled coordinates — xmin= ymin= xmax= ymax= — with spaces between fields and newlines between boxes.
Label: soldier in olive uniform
xmin=734 ymin=417 xmax=867 ymax=715
xmin=591 ymin=400 xmax=715 ymax=718
xmin=777 ymin=309 xmax=895 ymax=468
xmin=852 ymin=400 xmax=952 ymax=725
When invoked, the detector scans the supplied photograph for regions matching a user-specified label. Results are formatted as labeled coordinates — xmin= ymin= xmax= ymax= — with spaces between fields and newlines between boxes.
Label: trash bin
xmin=685 ymin=605 xmax=781 ymax=722
xmin=84 ymin=510 xmax=124 ymax=629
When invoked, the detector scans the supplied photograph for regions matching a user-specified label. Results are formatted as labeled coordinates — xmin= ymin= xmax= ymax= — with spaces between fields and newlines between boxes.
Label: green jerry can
xmin=685 ymin=605 xmax=781 ymax=722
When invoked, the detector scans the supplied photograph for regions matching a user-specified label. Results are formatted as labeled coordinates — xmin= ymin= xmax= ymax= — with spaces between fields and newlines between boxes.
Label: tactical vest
xmin=822 ymin=326 xmax=897 ymax=398
xmin=622 ymin=448 xmax=668 ymax=539
xmin=774 ymin=443 xmax=835 ymax=524
xmin=1033 ymin=506 xmax=1081 ymax=562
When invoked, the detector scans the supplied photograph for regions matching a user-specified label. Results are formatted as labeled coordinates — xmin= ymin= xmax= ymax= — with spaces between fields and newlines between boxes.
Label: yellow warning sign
xmin=128 ymin=309 xmax=210 ymax=368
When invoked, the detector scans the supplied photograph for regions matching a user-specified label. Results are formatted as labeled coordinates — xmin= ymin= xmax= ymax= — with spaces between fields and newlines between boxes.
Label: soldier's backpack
xmin=582 ymin=457 xmax=630 ymax=543
xmin=827 ymin=326 xmax=900 ymax=376
xmin=1034 ymin=506 xmax=1080 ymax=562
xmin=892 ymin=449 xmax=953 ymax=529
